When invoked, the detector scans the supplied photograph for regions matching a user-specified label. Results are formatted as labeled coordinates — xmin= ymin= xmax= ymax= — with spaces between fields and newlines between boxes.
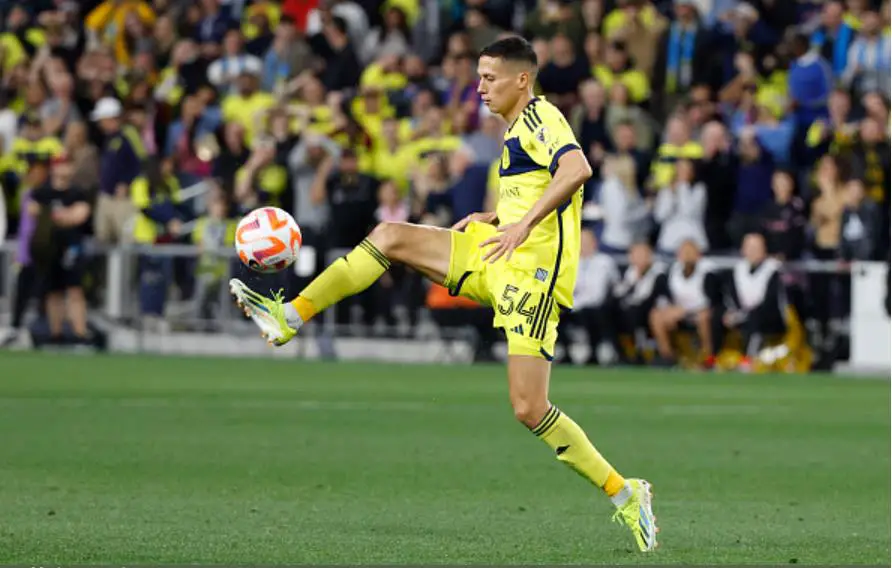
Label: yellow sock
xmin=532 ymin=405 xmax=626 ymax=496
xmin=290 ymin=239 xmax=390 ymax=322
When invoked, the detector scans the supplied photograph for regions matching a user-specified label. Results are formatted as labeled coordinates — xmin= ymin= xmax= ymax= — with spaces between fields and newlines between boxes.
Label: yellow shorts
xmin=444 ymin=222 xmax=560 ymax=360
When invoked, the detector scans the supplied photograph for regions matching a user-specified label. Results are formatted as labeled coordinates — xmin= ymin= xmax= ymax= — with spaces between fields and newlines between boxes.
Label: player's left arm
xmin=481 ymin=114 xmax=591 ymax=263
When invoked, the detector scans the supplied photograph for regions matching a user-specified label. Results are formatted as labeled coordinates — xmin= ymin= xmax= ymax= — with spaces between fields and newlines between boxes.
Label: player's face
xmin=477 ymin=55 xmax=526 ymax=117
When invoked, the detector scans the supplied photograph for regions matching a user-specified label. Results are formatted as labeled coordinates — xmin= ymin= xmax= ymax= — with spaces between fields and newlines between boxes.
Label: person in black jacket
xmin=318 ymin=16 xmax=361 ymax=93
xmin=698 ymin=121 xmax=738 ymax=252
xmin=324 ymin=148 xmax=380 ymax=328
xmin=761 ymin=170 xmax=807 ymax=260
xmin=29 ymin=155 xmax=92 ymax=345
xmin=614 ymin=242 xmax=666 ymax=363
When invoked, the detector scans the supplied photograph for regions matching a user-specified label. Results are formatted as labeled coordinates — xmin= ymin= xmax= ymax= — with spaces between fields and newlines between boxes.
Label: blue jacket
xmin=734 ymin=143 xmax=775 ymax=215
xmin=731 ymin=113 xmax=796 ymax=166
xmin=427 ymin=164 xmax=489 ymax=225
xmin=811 ymin=23 xmax=855 ymax=76
xmin=99 ymin=126 xmax=146 ymax=196
xmin=788 ymin=53 xmax=833 ymax=126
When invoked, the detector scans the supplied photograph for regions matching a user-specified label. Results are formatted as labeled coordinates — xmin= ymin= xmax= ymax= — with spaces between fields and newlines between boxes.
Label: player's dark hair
xmin=478 ymin=36 xmax=537 ymax=68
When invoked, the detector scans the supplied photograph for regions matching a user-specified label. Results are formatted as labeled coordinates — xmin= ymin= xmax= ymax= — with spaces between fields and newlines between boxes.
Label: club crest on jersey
xmin=536 ymin=125 xmax=559 ymax=156
xmin=535 ymin=268 xmax=549 ymax=282
xmin=535 ymin=126 xmax=549 ymax=145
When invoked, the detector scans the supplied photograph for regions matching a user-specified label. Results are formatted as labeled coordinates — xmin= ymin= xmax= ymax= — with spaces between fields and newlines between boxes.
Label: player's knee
xmin=368 ymin=221 xmax=404 ymax=257
xmin=511 ymin=397 xmax=549 ymax=428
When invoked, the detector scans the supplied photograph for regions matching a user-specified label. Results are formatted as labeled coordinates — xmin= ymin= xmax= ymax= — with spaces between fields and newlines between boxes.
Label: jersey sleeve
xmin=522 ymin=102 xmax=582 ymax=175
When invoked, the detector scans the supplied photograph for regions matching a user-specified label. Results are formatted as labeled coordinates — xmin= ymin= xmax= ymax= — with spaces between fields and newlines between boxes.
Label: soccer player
xmin=230 ymin=37 xmax=658 ymax=552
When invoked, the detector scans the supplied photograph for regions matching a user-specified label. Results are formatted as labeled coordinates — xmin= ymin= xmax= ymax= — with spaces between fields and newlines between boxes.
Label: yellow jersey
xmin=497 ymin=96 xmax=583 ymax=310
xmin=221 ymin=92 xmax=277 ymax=145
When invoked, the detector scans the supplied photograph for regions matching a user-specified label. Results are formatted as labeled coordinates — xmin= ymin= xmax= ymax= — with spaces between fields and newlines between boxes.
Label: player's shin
xmin=531 ymin=405 xmax=628 ymax=502
xmin=286 ymin=239 xmax=390 ymax=325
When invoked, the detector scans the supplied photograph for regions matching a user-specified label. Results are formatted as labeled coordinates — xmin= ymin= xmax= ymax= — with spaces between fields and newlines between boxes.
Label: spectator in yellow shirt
xmin=601 ymin=0 xmax=667 ymax=76
xmin=351 ymin=85 xmax=398 ymax=146
xmin=221 ymin=70 xmax=277 ymax=146
xmin=242 ymin=0 xmax=282 ymax=41
xmin=592 ymin=41 xmax=651 ymax=105
xmin=371 ymin=117 xmax=417 ymax=195
xmin=648 ymin=114 xmax=703 ymax=192
xmin=85 ymin=0 xmax=156 ymax=67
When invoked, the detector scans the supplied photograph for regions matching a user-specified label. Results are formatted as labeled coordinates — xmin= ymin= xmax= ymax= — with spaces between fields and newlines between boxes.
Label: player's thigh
xmin=369 ymin=220 xmax=497 ymax=306
xmin=492 ymin=265 xmax=562 ymax=361
xmin=367 ymin=221 xmax=452 ymax=284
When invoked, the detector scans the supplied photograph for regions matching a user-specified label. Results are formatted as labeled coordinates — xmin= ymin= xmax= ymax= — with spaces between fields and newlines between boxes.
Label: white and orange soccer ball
xmin=235 ymin=207 xmax=302 ymax=273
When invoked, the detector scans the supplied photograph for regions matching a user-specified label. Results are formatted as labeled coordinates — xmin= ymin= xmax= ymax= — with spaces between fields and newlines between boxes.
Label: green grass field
xmin=0 ymin=352 xmax=888 ymax=564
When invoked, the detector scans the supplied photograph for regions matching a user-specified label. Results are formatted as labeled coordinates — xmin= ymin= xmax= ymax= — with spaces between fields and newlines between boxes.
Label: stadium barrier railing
xmin=0 ymin=240 xmax=888 ymax=370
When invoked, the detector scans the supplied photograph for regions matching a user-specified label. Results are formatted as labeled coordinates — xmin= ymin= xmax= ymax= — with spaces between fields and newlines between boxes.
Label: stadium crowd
xmin=0 ymin=0 xmax=888 ymax=368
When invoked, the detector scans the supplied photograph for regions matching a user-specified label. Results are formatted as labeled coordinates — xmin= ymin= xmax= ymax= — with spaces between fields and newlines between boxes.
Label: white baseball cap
xmin=90 ymin=97 xmax=122 ymax=121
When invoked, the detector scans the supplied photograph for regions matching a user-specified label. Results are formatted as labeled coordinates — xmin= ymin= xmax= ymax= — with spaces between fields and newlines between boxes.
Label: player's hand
xmin=451 ymin=211 xmax=498 ymax=232
xmin=479 ymin=221 xmax=532 ymax=264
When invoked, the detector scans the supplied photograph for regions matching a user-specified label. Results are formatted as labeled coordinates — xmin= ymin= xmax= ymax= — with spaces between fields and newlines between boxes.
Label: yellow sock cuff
xmin=291 ymin=296 xmax=317 ymax=323
xmin=603 ymin=470 xmax=626 ymax=497
xmin=530 ymin=405 xmax=561 ymax=437
xmin=358 ymin=239 xmax=391 ymax=270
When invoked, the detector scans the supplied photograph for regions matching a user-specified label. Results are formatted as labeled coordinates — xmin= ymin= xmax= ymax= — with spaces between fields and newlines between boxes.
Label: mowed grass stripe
xmin=0 ymin=353 xmax=887 ymax=564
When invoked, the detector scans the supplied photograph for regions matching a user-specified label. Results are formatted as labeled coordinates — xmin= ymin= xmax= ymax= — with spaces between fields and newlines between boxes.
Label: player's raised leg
xmin=230 ymin=222 xmax=452 ymax=345
xmin=509 ymin=351 xmax=658 ymax=551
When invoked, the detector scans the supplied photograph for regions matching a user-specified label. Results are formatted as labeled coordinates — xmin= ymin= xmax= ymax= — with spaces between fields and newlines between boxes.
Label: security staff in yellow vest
xmin=648 ymin=115 xmax=703 ymax=192
xmin=130 ymin=158 xmax=182 ymax=244
xmin=1 ymin=113 xmax=64 ymax=215
xmin=592 ymin=41 xmax=651 ymax=105
xmin=130 ymin=158 xmax=183 ymax=317
xmin=192 ymin=192 xmax=238 ymax=325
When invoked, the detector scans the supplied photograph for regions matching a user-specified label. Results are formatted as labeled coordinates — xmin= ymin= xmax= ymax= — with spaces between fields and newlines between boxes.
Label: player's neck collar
xmin=507 ymin=95 xmax=541 ymax=131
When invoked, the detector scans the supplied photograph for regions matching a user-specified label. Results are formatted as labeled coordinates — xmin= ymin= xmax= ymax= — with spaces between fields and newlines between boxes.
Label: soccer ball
xmin=235 ymin=207 xmax=302 ymax=273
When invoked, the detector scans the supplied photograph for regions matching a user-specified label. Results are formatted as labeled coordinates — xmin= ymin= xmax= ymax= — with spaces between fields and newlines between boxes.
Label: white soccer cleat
xmin=229 ymin=278 xmax=298 ymax=346
xmin=612 ymin=478 xmax=659 ymax=552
